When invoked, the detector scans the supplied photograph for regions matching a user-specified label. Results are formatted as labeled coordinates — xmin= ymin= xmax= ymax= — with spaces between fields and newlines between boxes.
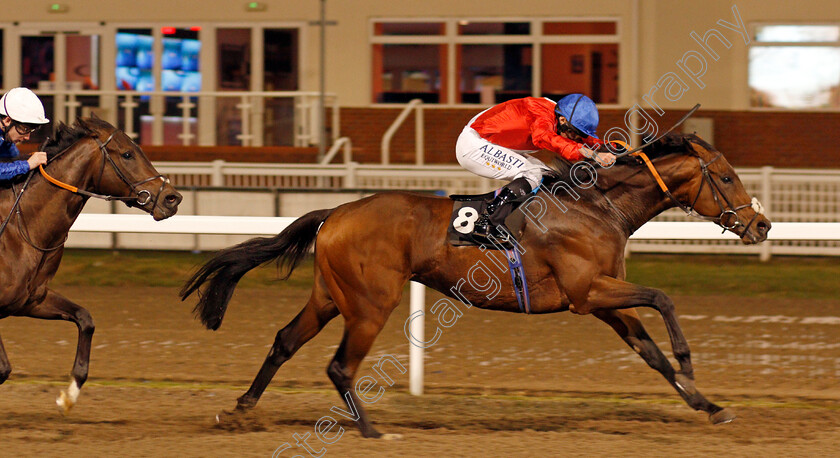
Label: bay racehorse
xmin=182 ymin=133 xmax=770 ymax=437
xmin=0 ymin=116 xmax=181 ymax=413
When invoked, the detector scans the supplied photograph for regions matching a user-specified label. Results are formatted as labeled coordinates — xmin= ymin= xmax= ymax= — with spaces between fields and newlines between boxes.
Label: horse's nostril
xmin=165 ymin=194 xmax=182 ymax=206
xmin=757 ymin=220 xmax=770 ymax=232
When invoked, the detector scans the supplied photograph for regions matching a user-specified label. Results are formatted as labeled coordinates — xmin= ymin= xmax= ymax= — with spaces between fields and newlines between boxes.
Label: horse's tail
xmin=180 ymin=208 xmax=333 ymax=330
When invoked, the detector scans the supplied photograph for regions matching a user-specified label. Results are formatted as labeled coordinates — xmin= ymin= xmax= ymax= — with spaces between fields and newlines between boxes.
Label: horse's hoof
xmin=362 ymin=429 xmax=383 ymax=439
xmin=56 ymin=389 xmax=74 ymax=415
xmin=709 ymin=408 xmax=736 ymax=425
xmin=214 ymin=409 xmax=236 ymax=423
xmin=56 ymin=379 xmax=80 ymax=416
xmin=381 ymin=433 xmax=403 ymax=441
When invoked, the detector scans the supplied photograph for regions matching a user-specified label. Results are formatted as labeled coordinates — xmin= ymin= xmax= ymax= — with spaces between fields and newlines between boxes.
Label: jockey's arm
xmin=0 ymin=160 xmax=31 ymax=180
xmin=0 ymin=141 xmax=30 ymax=180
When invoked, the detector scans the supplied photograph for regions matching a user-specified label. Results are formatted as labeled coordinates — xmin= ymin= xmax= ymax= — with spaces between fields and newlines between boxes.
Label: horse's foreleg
xmin=579 ymin=276 xmax=694 ymax=379
xmin=236 ymin=294 xmax=338 ymax=410
xmin=580 ymin=277 xmax=735 ymax=424
xmin=592 ymin=308 xmax=733 ymax=423
xmin=20 ymin=289 xmax=94 ymax=415
xmin=0 ymin=331 xmax=11 ymax=384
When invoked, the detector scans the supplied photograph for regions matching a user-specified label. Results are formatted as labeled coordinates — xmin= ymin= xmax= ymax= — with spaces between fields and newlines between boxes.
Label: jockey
xmin=0 ymin=87 xmax=49 ymax=181
xmin=455 ymin=93 xmax=616 ymax=242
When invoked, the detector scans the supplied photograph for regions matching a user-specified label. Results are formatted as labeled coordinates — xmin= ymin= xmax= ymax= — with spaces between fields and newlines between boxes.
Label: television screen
xmin=116 ymin=30 xmax=201 ymax=93
xmin=162 ymin=38 xmax=182 ymax=70
xmin=116 ymin=66 xmax=138 ymax=90
xmin=136 ymin=35 xmax=154 ymax=70
xmin=181 ymin=39 xmax=201 ymax=72
xmin=116 ymin=33 xmax=137 ymax=67
xmin=181 ymin=71 xmax=201 ymax=92
xmin=161 ymin=70 xmax=183 ymax=91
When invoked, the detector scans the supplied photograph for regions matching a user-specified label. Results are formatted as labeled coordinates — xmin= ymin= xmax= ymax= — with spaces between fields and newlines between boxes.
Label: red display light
xmin=161 ymin=27 xmax=176 ymax=35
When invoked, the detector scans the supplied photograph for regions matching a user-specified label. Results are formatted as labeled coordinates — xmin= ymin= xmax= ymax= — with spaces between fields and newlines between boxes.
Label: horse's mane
xmin=0 ymin=117 xmax=111 ymax=189
xmin=42 ymin=117 xmax=112 ymax=159
xmin=544 ymin=131 xmax=707 ymax=203
xmin=631 ymin=131 xmax=708 ymax=160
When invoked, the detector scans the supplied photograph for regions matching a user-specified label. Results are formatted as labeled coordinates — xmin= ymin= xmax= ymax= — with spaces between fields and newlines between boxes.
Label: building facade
xmin=2 ymin=0 xmax=839 ymax=167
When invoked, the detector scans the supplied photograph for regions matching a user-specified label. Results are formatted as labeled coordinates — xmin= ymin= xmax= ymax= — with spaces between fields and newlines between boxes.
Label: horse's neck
xmin=601 ymin=161 xmax=689 ymax=235
xmin=17 ymin=145 xmax=97 ymax=244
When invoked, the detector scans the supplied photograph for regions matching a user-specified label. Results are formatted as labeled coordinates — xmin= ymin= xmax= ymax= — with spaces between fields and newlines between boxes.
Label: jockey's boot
xmin=471 ymin=177 xmax=533 ymax=244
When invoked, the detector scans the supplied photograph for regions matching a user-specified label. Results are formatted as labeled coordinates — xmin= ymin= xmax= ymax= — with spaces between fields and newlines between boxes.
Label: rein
xmin=0 ymin=169 xmax=35 ymax=241
xmin=1 ymin=128 xmax=169 ymax=252
xmin=632 ymin=150 xmax=764 ymax=233
xmin=39 ymin=130 xmax=167 ymax=206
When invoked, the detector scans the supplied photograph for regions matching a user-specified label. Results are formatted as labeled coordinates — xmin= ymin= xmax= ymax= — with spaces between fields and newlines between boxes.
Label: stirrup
xmin=470 ymin=220 xmax=514 ymax=249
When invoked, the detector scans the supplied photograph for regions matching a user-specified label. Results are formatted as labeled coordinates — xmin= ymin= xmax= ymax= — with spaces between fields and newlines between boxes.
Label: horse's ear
xmin=90 ymin=111 xmax=100 ymax=121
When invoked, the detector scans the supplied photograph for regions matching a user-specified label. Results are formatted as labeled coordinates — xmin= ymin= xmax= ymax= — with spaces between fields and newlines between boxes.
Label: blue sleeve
xmin=0 ymin=140 xmax=20 ymax=158
xmin=0 ymin=161 xmax=30 ymax=180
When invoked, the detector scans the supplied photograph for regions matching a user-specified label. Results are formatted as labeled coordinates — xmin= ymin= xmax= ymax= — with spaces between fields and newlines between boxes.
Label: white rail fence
xmin=150 ymin=162 xmax=840 ymax=258
xmin=69 ymin=215 xmax=840 ymax=396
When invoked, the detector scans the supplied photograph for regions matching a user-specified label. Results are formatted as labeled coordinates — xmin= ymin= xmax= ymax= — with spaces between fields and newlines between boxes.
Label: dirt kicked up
xmin=1 ymin=284 xmax=839 ymax=457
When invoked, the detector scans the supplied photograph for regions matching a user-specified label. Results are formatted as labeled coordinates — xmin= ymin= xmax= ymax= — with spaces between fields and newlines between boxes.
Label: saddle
xmin=445 ymin=189 xmax=532 ymax=313
xmin=446 ymin=190 xmax=529 ymax=250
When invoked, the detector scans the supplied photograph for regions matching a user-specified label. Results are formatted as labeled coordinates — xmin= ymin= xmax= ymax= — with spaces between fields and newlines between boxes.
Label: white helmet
xmin=0 ymin=87 xmax=49 ymax=124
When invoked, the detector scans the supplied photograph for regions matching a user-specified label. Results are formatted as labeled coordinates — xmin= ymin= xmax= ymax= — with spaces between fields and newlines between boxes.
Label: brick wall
xmin=336 ymin=107 xmax=840 ymax=169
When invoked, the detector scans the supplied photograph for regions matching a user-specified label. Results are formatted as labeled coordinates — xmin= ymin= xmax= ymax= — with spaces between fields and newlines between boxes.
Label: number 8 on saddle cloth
xmin=446 ymin=190 xmax=529 ymax=250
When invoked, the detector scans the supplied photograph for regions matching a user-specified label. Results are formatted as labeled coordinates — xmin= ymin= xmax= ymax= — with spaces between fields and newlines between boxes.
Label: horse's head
xmin=46 ymin=117 xmax=181 ymax=220
xmin=636 ymin=133 xmax=771 ymax=244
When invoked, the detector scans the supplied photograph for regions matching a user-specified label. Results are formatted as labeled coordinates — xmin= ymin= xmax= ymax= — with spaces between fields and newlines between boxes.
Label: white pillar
xmin=409 ymin=281 xmax=425 ymax=396
xmin=759 ymin=166 xmax=774 ymax=262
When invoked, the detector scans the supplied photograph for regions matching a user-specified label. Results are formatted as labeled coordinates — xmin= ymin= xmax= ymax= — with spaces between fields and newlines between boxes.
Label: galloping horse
xmin=0 ymin=116 xmax=181 ymax=413
xmin=182 ymin=133 xmax=770 ymax=437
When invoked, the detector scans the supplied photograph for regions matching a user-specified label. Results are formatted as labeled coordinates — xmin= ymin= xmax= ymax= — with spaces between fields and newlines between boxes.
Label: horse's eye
xmin=721 ymin=176 xmax=732 ymax=184
xmin=122 ymin=151 xmax=133 ymax=159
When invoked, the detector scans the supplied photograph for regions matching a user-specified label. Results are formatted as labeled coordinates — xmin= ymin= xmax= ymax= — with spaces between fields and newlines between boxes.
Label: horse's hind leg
xmin=593 ymin=308 xmax=735 ymax=424
xmin=322 ymin=276 xmax=404 ymax=438
xmin=326 ymin=315 xmax=392 ymax=439
xmin=236 ymin=280 xmax=339 ymax=410
xmin=0 ymin=331 xmax=12 ymax=384
xmin=19 ymin=289 xmax=94 ymax=415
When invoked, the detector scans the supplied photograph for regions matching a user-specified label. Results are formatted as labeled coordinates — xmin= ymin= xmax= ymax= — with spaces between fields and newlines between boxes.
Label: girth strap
xmin=505 ymin=247 xmax=531 ymax=314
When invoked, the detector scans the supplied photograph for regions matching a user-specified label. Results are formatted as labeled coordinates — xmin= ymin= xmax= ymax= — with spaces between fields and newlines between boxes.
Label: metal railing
xmin=381 ymin=98 xmax=424 ymax=165
xmin=26 ymin=88 xmax=339 ymax=148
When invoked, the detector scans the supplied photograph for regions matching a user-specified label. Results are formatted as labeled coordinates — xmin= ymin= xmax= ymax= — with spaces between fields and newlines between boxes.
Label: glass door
xmin=19 ymin=33 xmax=55 ymax=144
xmin=16 ymin=26 xmax=102 ymax=142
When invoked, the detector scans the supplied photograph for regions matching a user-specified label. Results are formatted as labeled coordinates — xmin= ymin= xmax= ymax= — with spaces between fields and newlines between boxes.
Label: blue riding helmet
xmin=554 ymin=94 xmax=599 ymax=139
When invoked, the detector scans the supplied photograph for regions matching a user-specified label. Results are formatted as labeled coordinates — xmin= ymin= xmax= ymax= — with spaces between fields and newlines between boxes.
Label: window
xmin=541 ymin=21 xmax=618 ymax=104
xmin=116 ymin=29 xmax=154 ymax=91
xmin=371 ymin=18 xmax=619 ymax=105
xmin=459 ymin=44 xmax=531 ymax=104
xmin=263 ymin=28 xmax=299 ymax=146
xmin=459 ymin=21 xmax=530 ymax=36
xmin=749 ymin=25 xmax=840 ymax=109
xmin=456 ymin=22 xmax=532 ymax=104
xmin=372 ymin=22 xmax=446 ymax=103
xmin=162 ymin=28 xmax=201 ymax=93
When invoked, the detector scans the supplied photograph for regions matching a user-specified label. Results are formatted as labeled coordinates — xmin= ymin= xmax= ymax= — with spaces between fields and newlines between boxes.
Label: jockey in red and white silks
xmin=455 ymin=94 xmax=615 ymax=241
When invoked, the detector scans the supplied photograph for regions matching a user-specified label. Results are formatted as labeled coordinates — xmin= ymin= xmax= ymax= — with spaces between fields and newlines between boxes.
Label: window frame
xmin=748 ymin=22 xmax=840 ymax=112
xmin=369 ymin=16 xmax=622 ymax=108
